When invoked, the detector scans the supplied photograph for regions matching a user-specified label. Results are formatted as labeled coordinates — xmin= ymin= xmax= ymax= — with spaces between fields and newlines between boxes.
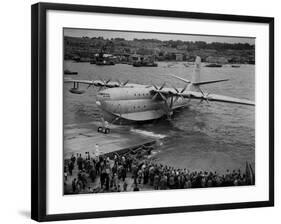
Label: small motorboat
xmin=205 ymin=63 xmax=222 ymax=67
xmin=132 ymin=61 xmax=158 ymax=67
xmin=231 ymin=65 xmax=240 ymax=68
xmin=64 ymin=69 xmax=78 ymax=75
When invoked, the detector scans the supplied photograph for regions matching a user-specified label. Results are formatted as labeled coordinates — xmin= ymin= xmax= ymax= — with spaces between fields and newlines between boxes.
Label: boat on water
xmin=96 ymin=60 xmax=115 ymax=66
xmin=64 ymin=69 xmax=78 ymax=75
xmin=94 ymin=51 xmax=115 ymax=66
xmin=205 ymin=63 xmax=222 ymax=68
xmin=132 ymin=61 xmax=158 ymax=67
xmin=231 ymin=65 xmax=241 ymax=68
xmin=73 ymin=57 xmax=91 ymax=63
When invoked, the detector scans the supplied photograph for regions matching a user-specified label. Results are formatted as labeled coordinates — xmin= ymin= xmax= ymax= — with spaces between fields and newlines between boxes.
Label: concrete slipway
xmin=63 ymin=121 xmax=157 ymax=159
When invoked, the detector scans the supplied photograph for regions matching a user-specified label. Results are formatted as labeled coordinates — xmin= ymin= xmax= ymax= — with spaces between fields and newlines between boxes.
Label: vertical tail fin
xmin=187 ymin=56 xmax=201 ymax=91
xmin=192 ymin=56 xmax=201 ymax=83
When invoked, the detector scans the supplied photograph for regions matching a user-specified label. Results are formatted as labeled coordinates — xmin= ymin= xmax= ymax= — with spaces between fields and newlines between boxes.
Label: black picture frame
xmin=31 ymin=2 xmax=274 ymax=222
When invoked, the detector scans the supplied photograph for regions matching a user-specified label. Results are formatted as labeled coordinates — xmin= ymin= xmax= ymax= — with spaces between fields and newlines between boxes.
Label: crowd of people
xmin=64 ymin=149 xmax=255 ymax=194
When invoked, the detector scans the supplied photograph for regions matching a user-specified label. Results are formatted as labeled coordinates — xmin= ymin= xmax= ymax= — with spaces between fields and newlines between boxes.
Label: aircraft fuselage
xmin=96 ymin=84 xmax=188 ymax=122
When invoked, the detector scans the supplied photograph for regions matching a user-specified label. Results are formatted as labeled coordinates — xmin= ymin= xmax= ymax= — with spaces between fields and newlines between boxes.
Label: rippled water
xmin=64 ymin=60 xmax=255 ymax=174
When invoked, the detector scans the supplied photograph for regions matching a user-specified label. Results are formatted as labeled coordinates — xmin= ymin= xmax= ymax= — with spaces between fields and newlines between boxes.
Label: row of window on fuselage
xmin=113 ymin=101 xmax=161 ymax=114
xmin=98 ymin=92 xmax=151 ymax=99
xmin=133 ymin=92 xmax=151 ymax=97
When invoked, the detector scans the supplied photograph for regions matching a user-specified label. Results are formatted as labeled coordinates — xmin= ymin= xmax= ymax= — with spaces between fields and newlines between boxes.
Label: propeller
xmin=116 ymin=79 xmax=130 ymax=87
xmin=104 ymin=79 xmax=112 ymax=87
xmin=151 ymin=82 xmax=167 ymax=101
xmin=88 ymin=77 xmax=114 ymax=90
xmin=201 ymin=92 xmax=211 ymax=104
xmin=197 ymin=87 xmax=210 ymax=105
xmin=95 ymin=78 xmax=130 ymax=89
xmin=171 ymin=84 xmax=189 ymax=103
xmin=150 ymin=82 xmax=177 ymax=120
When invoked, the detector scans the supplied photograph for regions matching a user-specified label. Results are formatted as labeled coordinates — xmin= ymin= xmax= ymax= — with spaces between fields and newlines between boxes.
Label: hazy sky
xmin=64 ymin=28 xmax=255 ymax=44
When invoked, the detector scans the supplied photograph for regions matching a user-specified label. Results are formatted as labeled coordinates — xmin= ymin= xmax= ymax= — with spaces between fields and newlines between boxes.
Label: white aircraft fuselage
xmin=96 ymin=84 xmax=188 ymax=122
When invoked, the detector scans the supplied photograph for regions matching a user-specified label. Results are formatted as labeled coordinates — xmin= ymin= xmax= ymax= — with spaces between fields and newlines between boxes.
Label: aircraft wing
xmin=64 ymin=78 xmax=127 ymax=88
xmin=186 ymin=91 xmax=255 ymax=106
xmin=64 ymin=79 xmax=95 ymax=85
xmin=151 ymin=89 xmax=255 ymax=106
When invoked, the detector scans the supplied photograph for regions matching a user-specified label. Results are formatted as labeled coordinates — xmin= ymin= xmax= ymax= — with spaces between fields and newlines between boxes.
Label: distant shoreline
xmin=64 ymin=36 xmax=255 ymax=65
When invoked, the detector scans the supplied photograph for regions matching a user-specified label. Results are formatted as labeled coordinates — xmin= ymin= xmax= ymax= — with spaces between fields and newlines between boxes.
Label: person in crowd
xmin=133 ymin=183 xmax=140 ymax=191
xmin=71 ymin=154 xmax=76 ymax=165
xmin=89 ymin=165 xmax=96 ymax=182
xmin=137 ymin=168 xmax=143 ymax=185
xmin=153 ymin=173 xmax=160 ymax=190
xmin=77 ymin=154 xmax=83 ymax=171
xmin=64 ymin=165 xmax=68 ymax=181
xmin=72 ymin=178 xmax=77 ymax=193
xmin=68 ymin=161 xmax=74 ymax=176
xmin=123 ymin=179 xmax=128 ymax=191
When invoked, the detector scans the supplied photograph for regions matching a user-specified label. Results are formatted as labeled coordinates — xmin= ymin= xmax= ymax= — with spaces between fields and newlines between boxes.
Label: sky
xmin=64 ymin=28 xmax=255 ymax=45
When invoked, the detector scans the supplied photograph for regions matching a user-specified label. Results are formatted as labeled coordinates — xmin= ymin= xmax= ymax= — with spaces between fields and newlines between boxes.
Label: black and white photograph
xmin=63 ymin=28 xmax=255 ymax=195
xmin=0 ymin=0 xmax=277 ymax=223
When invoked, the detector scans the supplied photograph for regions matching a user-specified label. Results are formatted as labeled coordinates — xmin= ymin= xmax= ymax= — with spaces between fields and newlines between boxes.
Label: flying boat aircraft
xmin=64 ymin=57 xmax=254 ymax=134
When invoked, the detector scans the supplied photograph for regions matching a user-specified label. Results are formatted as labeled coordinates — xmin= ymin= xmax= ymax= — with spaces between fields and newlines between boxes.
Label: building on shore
xmin=175 ymin=53 xmax=184 ymax=61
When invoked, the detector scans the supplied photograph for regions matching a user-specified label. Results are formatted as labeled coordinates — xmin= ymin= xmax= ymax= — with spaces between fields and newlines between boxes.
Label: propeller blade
xmin=116 ymin=79 xmax=122 ymax=86
xmin=198 ymin=86 xmax=205 ymax=96
xmin=198 ymin=98 xmax=204 ymax=105
xmin=172 ymin=85 xmax=180 ymax=93
xmin=180 ymin=84 xmax=188 ymax=93
xmin=159 ymin=82 xmax=166 ymax=90
xmin=205 ymin=93 xmax=210 ymax=104
xmin=152 ymin=93 xmax=158 ymax=101
xmin=159 ymin=92 xmax=167 ymax=101
xmin=152 ymin=84 xmax=158 ymax=90
xmin=123 ymin=80 xmax=129 ymax=86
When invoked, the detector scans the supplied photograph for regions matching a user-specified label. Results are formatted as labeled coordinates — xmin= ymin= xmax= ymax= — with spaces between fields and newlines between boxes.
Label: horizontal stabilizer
xmin=193 ymin=79 xmax=229 ymax=86
xmin=169 ymin=74 xmax=191 ymax=84
xmin=169 ymin=75 xmax=228 ymax=86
